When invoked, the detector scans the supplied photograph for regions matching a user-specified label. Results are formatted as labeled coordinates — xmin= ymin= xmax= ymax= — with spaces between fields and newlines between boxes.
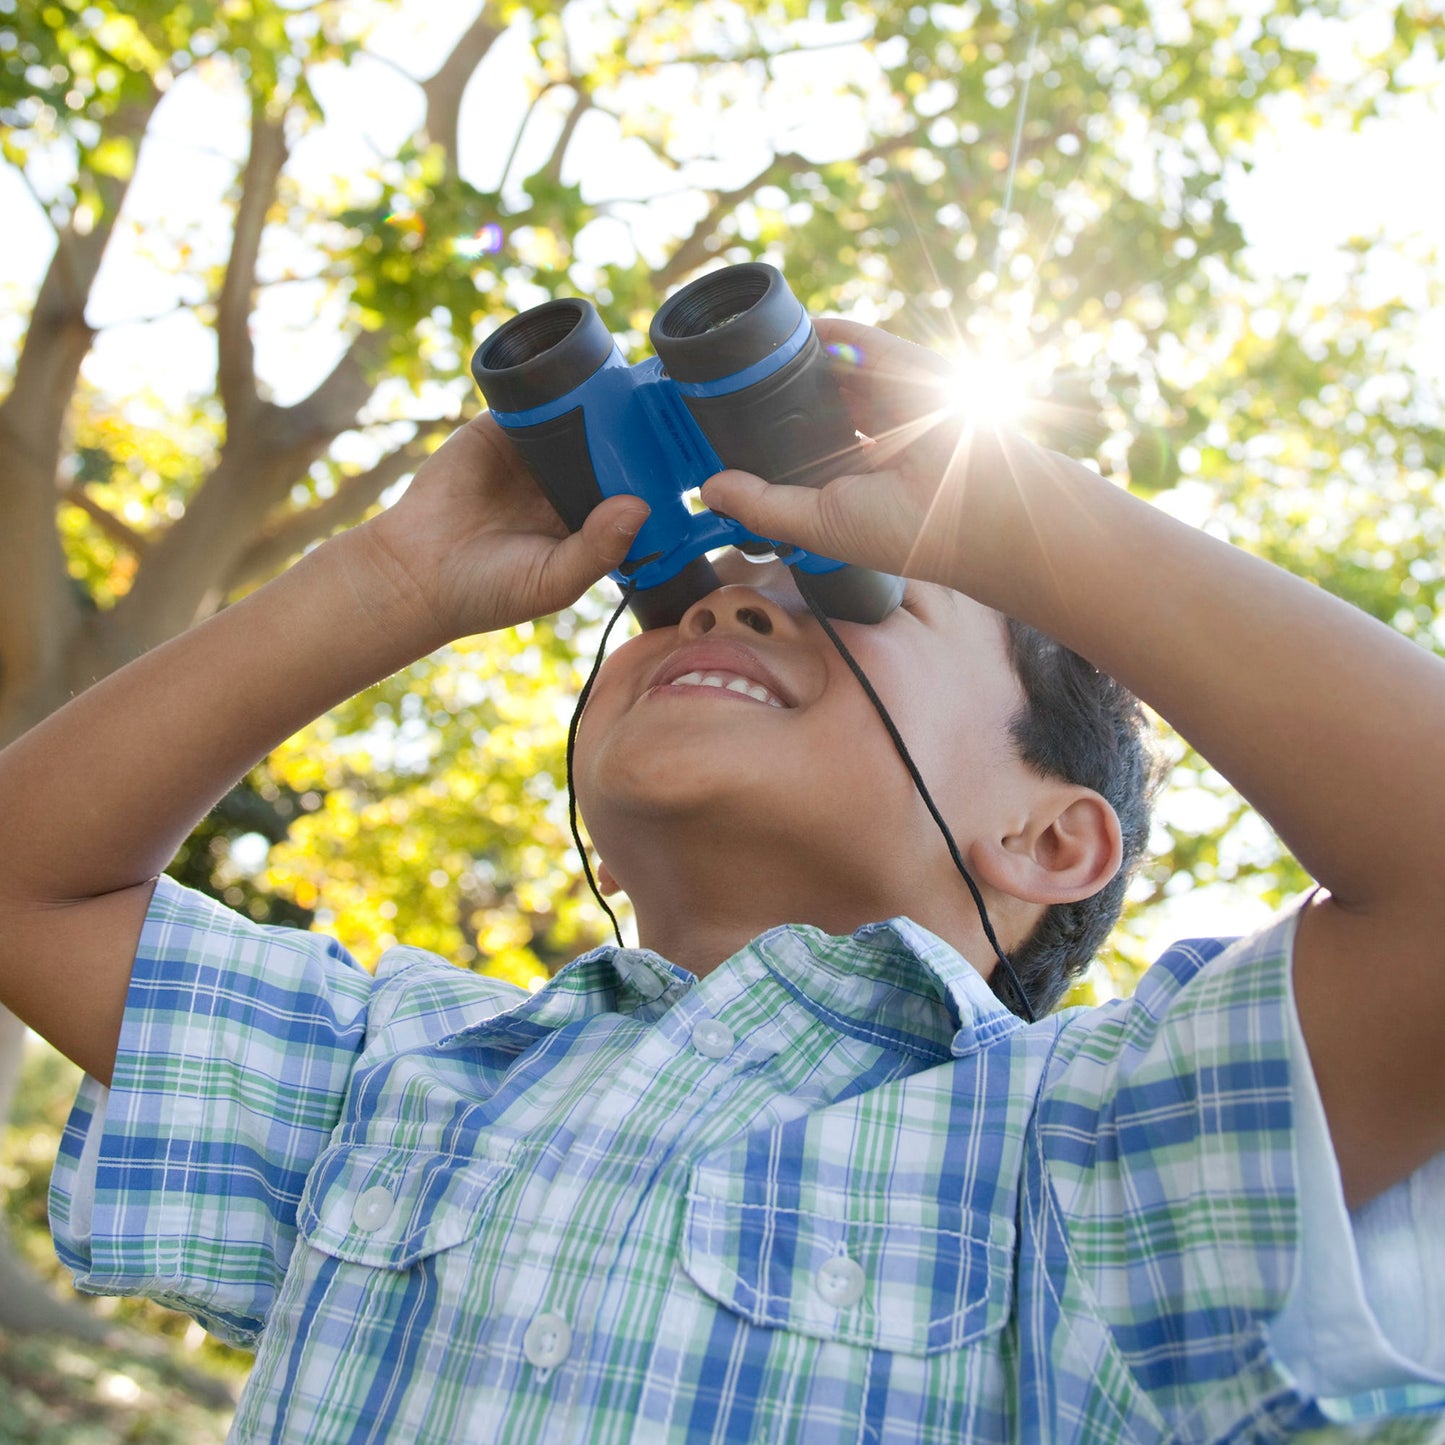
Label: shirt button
xmin=691 ymin=1018 xmax=735 ymax=1059
xmin=815 ymin=1255 xmax=865 ymax=1309
xmin=523 ymin=1312 xmax=573 ymax=1368
xmin=351 ymin=1185 xmax=396 ymax=1233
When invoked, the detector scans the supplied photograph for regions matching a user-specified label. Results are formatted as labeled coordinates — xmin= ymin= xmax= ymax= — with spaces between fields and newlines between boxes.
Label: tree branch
xmin=587 ymin=105 xmax=684 ymax=176
xmin=112 ymin=328 xmax=387 ymax=645
xmin=655 ymin=152 xmax=817 ymax=288
xmin=0 ymin=91 xmax=159 ymax=719
xmin=421 ymin=3 xmax=504 ymax=172
xmin=0 ymin=94 xmax=159 ymax=476
xmin=499 ymin=81 xmax=561 ymax=195
xmin=223 ymin=434 xmax=438 ymax=591
xmin=541 ymin=88 xmax=592 ymax=188
xmin=631 ymin=34 xmax=870 ymax=70
xmin=217 ymin=98 xmax=289 ymax=422
xmin=93 ymin=297 xmax=206 ymax=332
xmin=656 ymin=133 xmax=916 ymax=289
xmin=59 ymin=484 xmax=149 ymax=555
xmin=272 ymin=331 xmax=384 ymax=451
xmin=8 ymin=161 xmax=60 ymax=236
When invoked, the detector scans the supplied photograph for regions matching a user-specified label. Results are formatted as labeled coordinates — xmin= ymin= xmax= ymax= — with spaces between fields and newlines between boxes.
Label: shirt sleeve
xmin=49 ymin=875 xmax=374 ymax=1348
xmin=1035 ymin=905 xmax=1445 ymax=1439
xmin=1265 ymin=958 xmax=1445 ymax=1418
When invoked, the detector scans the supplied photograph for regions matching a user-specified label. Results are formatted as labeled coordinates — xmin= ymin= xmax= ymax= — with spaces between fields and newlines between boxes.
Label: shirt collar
xmin=742 ymin=917 xmax=1024 ymax=1061
xmin=437 ymin=944 xmax=692 ymax=1049
xmin=439 ymin=918 xmax=1022 ymax=1059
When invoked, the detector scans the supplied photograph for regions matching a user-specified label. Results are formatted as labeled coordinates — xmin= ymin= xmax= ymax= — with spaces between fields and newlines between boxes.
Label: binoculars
xmin=470 ymin=263 xmax=904 ymax=630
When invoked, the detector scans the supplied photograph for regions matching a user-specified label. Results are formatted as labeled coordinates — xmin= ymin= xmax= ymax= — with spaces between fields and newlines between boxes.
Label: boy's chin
xmin=582 ymin=727 xmax=797 ymax=811
xmin=583 ymin=767 xmax=778 ymax=829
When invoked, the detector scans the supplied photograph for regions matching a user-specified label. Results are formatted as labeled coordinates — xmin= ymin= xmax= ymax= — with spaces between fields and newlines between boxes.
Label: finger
xmin=815 ymin=318 xmax=958 ymax=447
xmin=535 ymin=496 xmax=651 ymax=608
xmin=702 ymin=469 xmax=882 ymax=567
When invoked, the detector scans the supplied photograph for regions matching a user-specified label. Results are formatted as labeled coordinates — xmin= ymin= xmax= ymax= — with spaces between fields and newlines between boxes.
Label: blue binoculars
xmin=470 ymin=263 xmax=904 ymax=629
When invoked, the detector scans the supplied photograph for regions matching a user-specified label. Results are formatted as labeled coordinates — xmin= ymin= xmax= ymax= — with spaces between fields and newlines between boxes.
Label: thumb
xmin=537 ymin=496 xmax=650 ymax=605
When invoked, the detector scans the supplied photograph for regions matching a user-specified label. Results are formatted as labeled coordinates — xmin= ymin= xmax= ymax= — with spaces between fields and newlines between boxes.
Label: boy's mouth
xmin=646 ymin=641 xmax=795 ymax=709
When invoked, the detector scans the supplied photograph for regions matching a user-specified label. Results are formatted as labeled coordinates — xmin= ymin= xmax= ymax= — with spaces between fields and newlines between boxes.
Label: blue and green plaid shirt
xmin=50 ymin=878 xmax=1445 ymax=1442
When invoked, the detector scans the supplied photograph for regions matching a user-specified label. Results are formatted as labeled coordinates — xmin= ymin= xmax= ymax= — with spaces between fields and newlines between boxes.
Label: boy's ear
xmin=597 ymin=860 xmax=622 ymax=896
xmin=971 ymin=786 xmax=1123 ymax=908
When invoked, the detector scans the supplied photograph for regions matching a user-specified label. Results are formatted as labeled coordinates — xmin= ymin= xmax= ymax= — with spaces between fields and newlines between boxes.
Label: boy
xmin=1 ymin=315 xmax=1443 ymax=1441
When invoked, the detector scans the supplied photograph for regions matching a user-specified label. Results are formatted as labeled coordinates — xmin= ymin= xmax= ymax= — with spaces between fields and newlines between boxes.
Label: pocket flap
xmin=299 ymin=1143 xmax=512 ymax=1269
xmin=681 ymin=1067 xmax=1019 ymax=1357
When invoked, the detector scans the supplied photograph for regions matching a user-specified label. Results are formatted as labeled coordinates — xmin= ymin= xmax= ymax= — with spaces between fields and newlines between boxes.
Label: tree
xmin=2 ymin=0 xmax=1441 ymax=1346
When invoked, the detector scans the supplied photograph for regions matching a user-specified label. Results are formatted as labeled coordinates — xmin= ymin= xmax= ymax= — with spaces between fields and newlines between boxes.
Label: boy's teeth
xmin=668 ymin=670 xmax=783 ymax=707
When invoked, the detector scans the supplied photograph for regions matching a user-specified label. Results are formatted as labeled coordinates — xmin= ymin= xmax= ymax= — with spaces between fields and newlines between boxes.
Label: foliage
xmin=259 ymin=619 xmax=612 ymax=981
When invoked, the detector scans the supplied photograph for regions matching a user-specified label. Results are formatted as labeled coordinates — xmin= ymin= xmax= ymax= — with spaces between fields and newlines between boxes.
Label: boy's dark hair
xmin=996 ymin=619 xmax=1160 ymax=1016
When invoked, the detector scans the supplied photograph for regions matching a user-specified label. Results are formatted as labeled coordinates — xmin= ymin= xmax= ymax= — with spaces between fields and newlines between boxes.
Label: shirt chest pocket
xmin=298 ymin=1142 xmax=513 ymax=1270
xmin=681 ymin=1084 xmax=1018 ymax=1357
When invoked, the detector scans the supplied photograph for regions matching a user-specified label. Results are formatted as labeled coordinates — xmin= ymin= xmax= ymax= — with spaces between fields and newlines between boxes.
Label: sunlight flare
xmin=943 ymin=345 xmax=1039 ymax=427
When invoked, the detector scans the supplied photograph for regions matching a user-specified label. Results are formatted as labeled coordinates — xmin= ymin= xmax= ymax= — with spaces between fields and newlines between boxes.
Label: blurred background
xmin=2 ymin=0 xmax=1442 ymax=1435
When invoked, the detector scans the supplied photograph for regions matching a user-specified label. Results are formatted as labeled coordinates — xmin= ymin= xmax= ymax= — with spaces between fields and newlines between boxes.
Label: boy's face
xmin=572 ymin=552 xmax=1044 ymax=948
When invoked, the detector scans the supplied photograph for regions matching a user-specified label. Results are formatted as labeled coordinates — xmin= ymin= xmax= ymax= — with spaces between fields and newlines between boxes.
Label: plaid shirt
xmin=50 ymin=878 xmax=1445 ymax=1442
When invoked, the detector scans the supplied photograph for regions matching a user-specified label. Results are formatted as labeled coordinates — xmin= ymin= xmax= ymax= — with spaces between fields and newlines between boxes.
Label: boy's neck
xmin=619 ymin=838 xmax=1008 ymax=982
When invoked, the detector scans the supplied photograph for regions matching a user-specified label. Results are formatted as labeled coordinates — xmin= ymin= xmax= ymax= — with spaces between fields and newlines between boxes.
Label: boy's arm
xmin=703 ymin=318 xmax=1445 ymax=1209
xmin=0 ymin=416 xmax=647 ymax=1087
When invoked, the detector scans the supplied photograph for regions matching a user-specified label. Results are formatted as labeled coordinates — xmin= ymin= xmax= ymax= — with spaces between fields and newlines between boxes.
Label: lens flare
xmin=944 ymin=347 xmax=1036 ymax=425
xmin=826 ymin=341 xmax=865 ymax=367
xmin=453 ymin=223 xmax=506 ymax=260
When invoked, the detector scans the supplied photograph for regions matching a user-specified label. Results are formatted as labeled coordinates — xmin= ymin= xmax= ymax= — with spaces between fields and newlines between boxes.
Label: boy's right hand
xmin=359 ymin=414 xmax=650 ymax=647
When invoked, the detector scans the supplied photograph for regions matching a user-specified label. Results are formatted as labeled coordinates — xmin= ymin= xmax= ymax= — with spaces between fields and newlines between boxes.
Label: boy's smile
xmin=644 ymin=637 xmax=794 ymax=709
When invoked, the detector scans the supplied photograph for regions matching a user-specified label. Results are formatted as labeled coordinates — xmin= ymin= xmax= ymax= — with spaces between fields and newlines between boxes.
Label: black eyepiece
xmin=479 ymin=301 xmax=588 ymax=369
xmin=472 ymin=297 xmax=615 ymax=415
xmin=650 ymin=263 xmax=805 ymax=385
xmin=656 ymin=268 xmax=773 ymax=340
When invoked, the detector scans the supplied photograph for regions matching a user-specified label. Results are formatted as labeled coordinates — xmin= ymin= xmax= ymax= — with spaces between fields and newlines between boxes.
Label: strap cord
xmin=565 ymin=585 xmax=637 ymax=951
xmin=795 ymin=587 xmax=1036 ymax=1023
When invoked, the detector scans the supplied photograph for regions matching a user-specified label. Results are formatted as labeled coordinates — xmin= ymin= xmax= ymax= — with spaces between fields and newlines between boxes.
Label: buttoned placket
xmin=465 ymin=953 xmax=788 ymax=1431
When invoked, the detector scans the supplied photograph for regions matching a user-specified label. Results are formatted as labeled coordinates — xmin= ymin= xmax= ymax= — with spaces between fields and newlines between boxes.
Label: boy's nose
xmin=678 ymin=584 xmax=796 ymax=640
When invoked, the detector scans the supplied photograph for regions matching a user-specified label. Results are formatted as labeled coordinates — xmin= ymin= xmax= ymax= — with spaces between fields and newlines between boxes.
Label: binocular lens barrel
xmin=650 ymin=264 xmax=804 ymax=385
xmin=470 ymin=262 xmax=904 ymax=627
